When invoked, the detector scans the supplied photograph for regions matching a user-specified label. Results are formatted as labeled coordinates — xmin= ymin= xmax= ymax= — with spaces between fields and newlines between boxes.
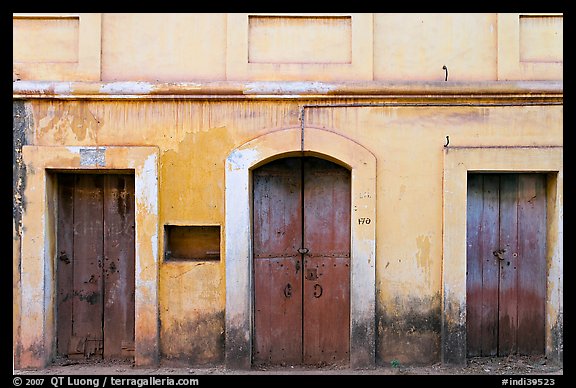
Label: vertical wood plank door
xmin=253 ymin=158 xmax=303 ymax=365
xmin=302 ymin=157 xmax=351 ymax=365
xmin=103 ymin=175 xmax=136 ymax=359
xmin=57 ymin=173 xmax=135 ymax=361
xmin=466 ymin=173 xmax=546 ymax=357
xmin=252 ymin=157 xmax=351 ymax=366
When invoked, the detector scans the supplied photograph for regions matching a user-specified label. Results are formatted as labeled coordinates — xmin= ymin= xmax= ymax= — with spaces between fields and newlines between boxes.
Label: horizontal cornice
xmin=13 ymin=80 xmax=563 ymax=103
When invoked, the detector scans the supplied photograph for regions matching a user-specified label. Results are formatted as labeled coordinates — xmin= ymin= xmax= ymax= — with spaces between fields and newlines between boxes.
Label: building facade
xmin=13 ymin=13 xmax=563 ymax=370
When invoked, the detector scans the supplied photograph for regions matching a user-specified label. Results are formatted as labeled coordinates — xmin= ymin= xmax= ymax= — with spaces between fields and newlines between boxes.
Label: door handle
xmin=313 ymin=284 xmax=323 ymax=298
xmin=306 ymin=268 xmax=318 ymax=281
xmin=298 ymin=247 xmax=309 ymax=255
xmin=284 ymin=283 xmax=292 ymax=298
xmin=493 ymin=248 xmax=506 ymax=260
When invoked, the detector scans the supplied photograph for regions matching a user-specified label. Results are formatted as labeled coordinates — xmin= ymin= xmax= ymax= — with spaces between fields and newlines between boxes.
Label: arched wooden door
xmin=252 ymin=157 xmax=351 ymax=366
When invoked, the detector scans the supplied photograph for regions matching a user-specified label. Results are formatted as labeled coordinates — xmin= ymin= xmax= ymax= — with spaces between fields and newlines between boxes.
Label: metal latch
xmin=306 ymin=268 xmax=318 ymax=281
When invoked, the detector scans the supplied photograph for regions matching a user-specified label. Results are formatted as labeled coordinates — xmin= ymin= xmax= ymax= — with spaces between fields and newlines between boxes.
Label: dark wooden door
xmin=57 ymin=173 xmax=135 ymax=360
xmin=466 ymin=173 xmax=546 ymax=357
xmin=302 ymin=157 xmax=351 ymax=364
xmin=253 ymin=157 xmax=351 ymax=366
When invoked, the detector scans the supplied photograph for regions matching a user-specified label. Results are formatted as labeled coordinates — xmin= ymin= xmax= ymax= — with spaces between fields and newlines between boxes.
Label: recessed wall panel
xmin=13 ymin=16 xmax=79 ymax=63
xmin=248 ymin=16 xmax=352 ymax=64
xmin=519 ymin=15 xmax=563 ymax=63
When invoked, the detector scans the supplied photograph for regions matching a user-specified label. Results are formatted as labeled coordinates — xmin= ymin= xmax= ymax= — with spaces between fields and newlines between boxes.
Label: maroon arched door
xmin=252 ymin=157 xmax=351 ymax=366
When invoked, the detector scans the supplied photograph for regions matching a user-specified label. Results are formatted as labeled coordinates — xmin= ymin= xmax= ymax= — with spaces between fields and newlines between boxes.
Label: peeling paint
xmin=227 ymin=148 xmax=261 ymax=170
xmin=13 ymin=101 xmax=30 ymax=238
xmin=100 ymin=82 xmax=154 ymax=95
xmin=13 ymin=100 xmax=31 ymax=370
xmin=245 ymin=81 xmax=338 ymax=95
xmin=79 ymin=147 xmax=106 ymax=166
xmin=54 ymin=82 xmax=73 ymax=95
xmin=138 ymin=154 xmax=158 ymax=216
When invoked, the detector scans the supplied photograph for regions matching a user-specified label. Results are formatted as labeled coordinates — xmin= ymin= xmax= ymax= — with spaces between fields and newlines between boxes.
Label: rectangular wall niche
xmin=164 ymin=225 xmax=221 ymax=261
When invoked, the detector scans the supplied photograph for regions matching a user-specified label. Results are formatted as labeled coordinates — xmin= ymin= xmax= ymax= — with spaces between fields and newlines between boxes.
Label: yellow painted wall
xmin=374 ymin=13 xmax=498 ymax=81
xmin=18 ymin=98 xmax=562 ymax=364
xmin=13 ymin=13 xmax=562 ymax=82
xmin=101 ymin=14 xmax=227 ymax=81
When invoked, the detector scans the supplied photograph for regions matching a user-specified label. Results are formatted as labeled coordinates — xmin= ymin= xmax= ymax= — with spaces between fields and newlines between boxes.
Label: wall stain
xmin=415 ymin=235 xmax=431 ymax=283
xmin=376 ymin=293 xmax=441 ymax=365
xmin=441 ymin=298 xmax=467 ymax=365
xmin=160 ymin=310 xmax=225 ymax=366
xmin=13 ymin=101 xmax=31 ymax=369
xmin=550 ymin=314 xmax=563 ymax=364
xmin=13 ymin=101 xmax=31 ymax=238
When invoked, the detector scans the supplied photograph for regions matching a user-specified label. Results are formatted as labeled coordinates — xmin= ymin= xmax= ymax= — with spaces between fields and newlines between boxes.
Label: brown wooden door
xmin=253 ymin=157 xmax=351 ymax=366
xmin=466 ymin=173 xmax=546 ymax=357
xmin=57 ymin=173 xmax=135 ymax=360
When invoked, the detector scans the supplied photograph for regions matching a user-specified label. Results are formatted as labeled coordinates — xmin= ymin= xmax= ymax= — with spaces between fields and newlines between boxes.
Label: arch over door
xmin=253 ymin=157 xmax=351 ymax=366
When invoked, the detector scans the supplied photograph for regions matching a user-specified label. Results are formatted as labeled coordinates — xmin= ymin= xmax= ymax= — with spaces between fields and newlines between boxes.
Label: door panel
xmin=253 ymin=157 xmax=351 ymax=366
xmin=56 ymin=174 xmax=75 ymax=357
xmin=466 ymin=174 xmax=500 ymax=356
xmin=303 ymin=158 xmax=351 ymax=256
xmin=253 ymin=158 xmax=303 ymax=364
xmin=516 ymin=174 xmax=546 ymax=355
xmin=72 ymin=174 xmax=105 ymax=358
xmin=253 ymin=257 xmax=303 ymax=364
xmin=466 ymin=174 xmax=483 ymax=357
xmin=302 ymin=257 xmax=350 ymax=364
xmin=498 ymin=174 xmax=519 ymax=355
xmin=303 ymin=158 xmax=350 ymax=364
xmin=253 ymin=158 xmax=302 ymax=259
xmin=479 ymin=175 xmax=500 ymax=356
xmin=466 ymin=173 xmax=546 ymax=357
xmin=103 ymin=175 xmax=136 ymax=359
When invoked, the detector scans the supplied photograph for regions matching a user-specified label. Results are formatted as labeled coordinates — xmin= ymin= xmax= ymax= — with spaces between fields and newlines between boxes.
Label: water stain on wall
xmin=377 ymin=294 xmax=441 ymax=365
xmin=160 ymin=311 xmax=225 ymax=366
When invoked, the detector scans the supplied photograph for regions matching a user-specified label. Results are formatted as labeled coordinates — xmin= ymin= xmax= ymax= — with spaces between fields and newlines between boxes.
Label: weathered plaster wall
xmin=22 ymin=99 xmax=302 ymax=364
xmin=304 ymin=104 xmax=563 ymax=364
xmin=13 ymin=97 xmax=562 ymax=366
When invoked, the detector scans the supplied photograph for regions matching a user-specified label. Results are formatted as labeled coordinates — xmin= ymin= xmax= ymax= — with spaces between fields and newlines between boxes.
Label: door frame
xmin=441 ymin=146 xmax=563 ymax=365
xmin=224 ymin=126 xmax=377 ymax=369
xmin=19 ymin=145 xmax=159 ymax=368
